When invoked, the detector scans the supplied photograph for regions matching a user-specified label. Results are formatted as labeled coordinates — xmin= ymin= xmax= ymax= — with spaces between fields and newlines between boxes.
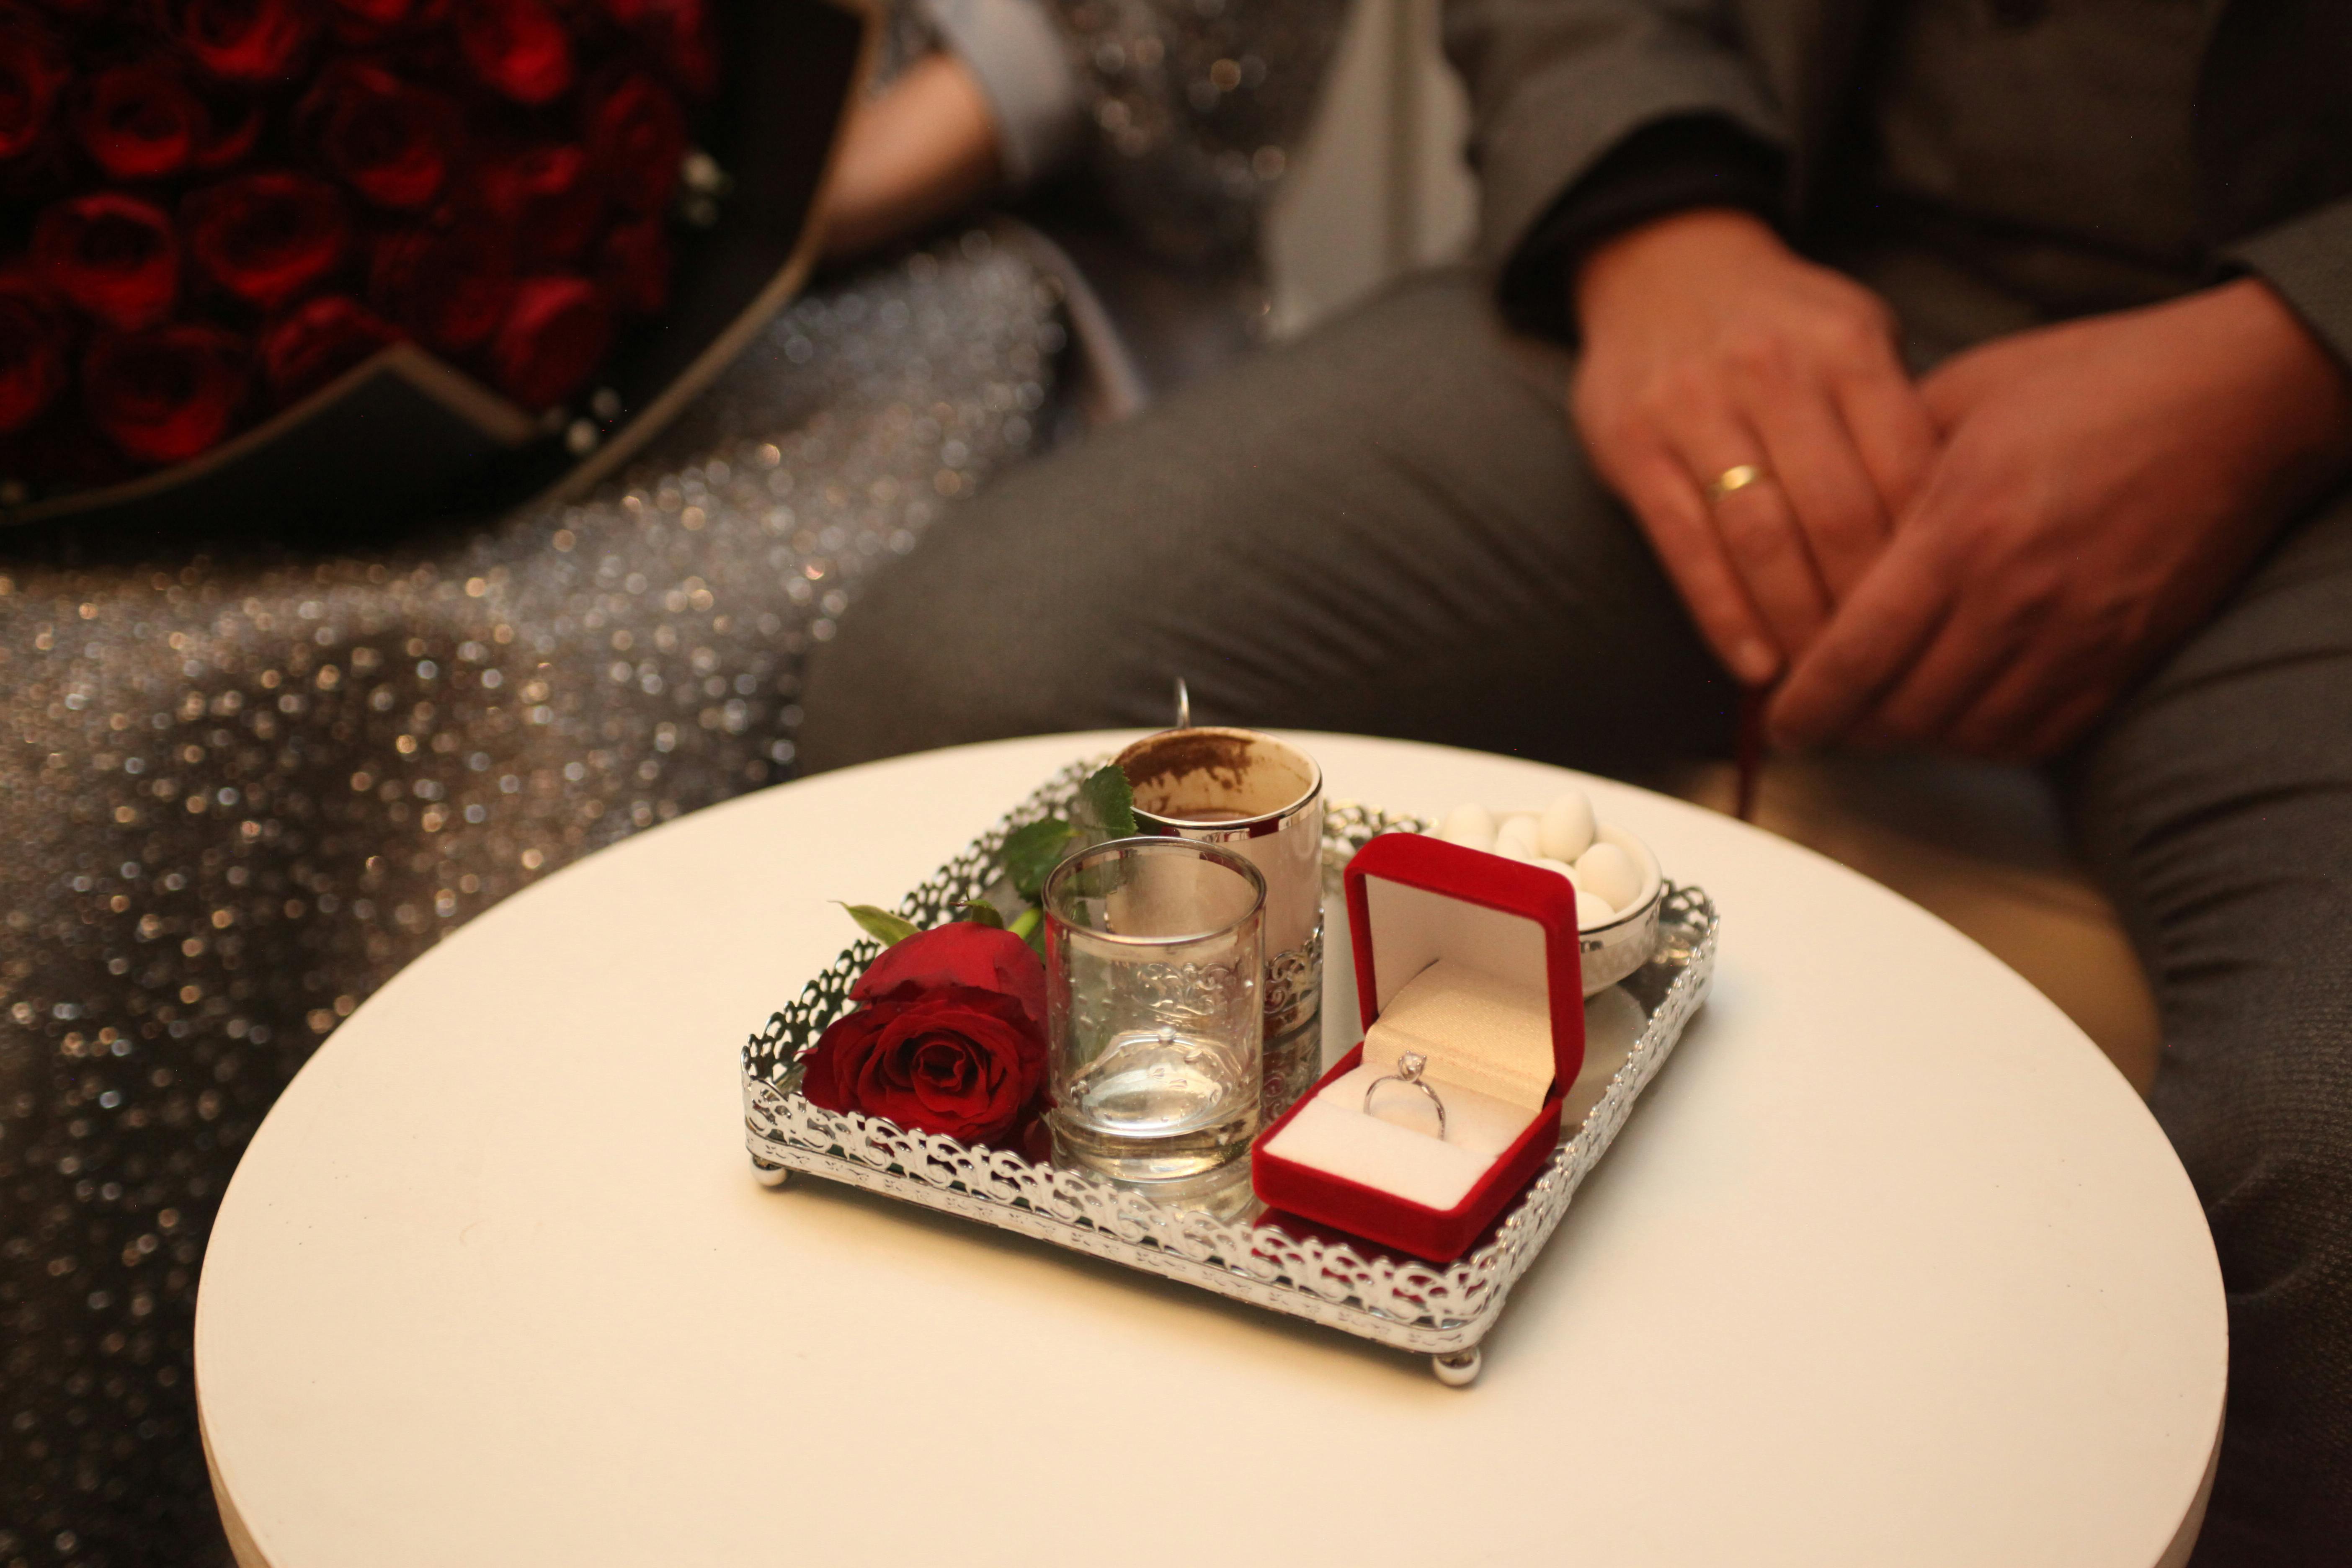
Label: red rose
xmin=0 ymin=6 xmax=68 ymax=162
xmin=369 ymin=218 xmax=512 ymax=351
xmin=82 ymin=320 xmax=247 ymax=464
xmin=798 ymin=926 xmax=1052 ymax=1144
xmin=485 ymin=271 xmax=606 ymax=407
xmin=258 ymin=291 xmax=401 ymax=402
xmin=594 ymin=214 xmax=666 ymax=315
xmin=800 ymin=984 xmax=1048 ymax=1145
xmin=583 ymin=71 xmax=683 ymax=216
xmin=33 ymin=192 xmax=178 ymax=330
xmin=801 ymin=924 xmax=1050 ymax=1143
xmin=475 ymin=142 xmax=602 ymax=263
xmin=75 ymin=59 xmax=206 ymax=181
xmin=157 ymin=0 xmax=316 ymax=85
xmin=850 ymin=923 xmax=1049 ymax=1032
xmin=0 ymin=272 xmax=69 ymax=432
xmin=186 ymin=172 xmax=347 ymax=313
xmin=297 ymin=59 xmax=456 ymax=210
xmin=455 ymin=0 xmax=572 ymax=106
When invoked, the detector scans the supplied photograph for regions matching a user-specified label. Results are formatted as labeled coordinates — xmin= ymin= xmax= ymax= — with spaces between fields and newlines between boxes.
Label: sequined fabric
xmin=0 ymin=2 xmax=1339 ymax=1560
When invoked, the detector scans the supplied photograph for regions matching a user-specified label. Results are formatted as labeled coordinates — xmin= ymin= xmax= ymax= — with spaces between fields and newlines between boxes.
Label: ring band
xmin=1364 ymin=1050 xmax=1447 ymax=1140
xmin=1706 ymin=463 xmax=1769 ymax=503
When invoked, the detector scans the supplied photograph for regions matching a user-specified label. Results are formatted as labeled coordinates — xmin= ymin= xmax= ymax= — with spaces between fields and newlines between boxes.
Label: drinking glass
xmin=1043 ymin=837 xmax=1266 ymax=1181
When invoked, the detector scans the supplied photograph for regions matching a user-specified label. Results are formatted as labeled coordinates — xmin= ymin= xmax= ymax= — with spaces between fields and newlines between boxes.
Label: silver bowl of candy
xmin=1427 ymin=790 xmax=1663 ymax=995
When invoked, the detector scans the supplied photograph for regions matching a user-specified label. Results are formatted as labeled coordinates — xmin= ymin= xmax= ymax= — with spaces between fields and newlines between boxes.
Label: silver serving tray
xmin=742 ymin=761 xmax=1718 ymax=1384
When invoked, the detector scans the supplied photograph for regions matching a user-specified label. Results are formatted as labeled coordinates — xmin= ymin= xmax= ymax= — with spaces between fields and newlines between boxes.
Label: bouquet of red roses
xmin=0 ymin=0 xmax=713 ymax=487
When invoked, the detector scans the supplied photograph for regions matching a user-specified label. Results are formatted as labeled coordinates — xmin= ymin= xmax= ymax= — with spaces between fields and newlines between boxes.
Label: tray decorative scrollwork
xmin=742 ymin=761 xmax=1718 ymax=1383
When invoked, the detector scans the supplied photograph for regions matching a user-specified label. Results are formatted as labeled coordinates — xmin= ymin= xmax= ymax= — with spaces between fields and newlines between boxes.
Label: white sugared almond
xmin=1540 ymin=791 xmax=1596 ymax=862
xmin=1574 ymin=841 xmax=1642 ymax=910
xmin=1434 ymin=800 xmax=1647 ymax=923
xmin=1530 ymin=859 xmax=1619 ymax=925
xmin=1436 ymin=803 xmax=1496 ymax=852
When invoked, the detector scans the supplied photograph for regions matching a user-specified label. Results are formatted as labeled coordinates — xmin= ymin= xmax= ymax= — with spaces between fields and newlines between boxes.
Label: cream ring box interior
xmin=1251 ymin=832 xmax=1591 ymax=1262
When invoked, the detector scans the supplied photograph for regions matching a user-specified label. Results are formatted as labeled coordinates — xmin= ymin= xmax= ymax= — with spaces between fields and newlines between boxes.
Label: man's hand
xmin=1769 ymin=279 xmax=2352 ymax=759
xmin=819 ymin=54 xmax=1002 ymax=262
xmin=1572 ymin=209 xmax=1940 ymax=686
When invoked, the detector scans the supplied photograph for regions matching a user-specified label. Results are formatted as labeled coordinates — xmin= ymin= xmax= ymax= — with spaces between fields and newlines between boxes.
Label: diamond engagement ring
xmin=1705 ymin=462 xmax=1770 ymax=503
xmin=1364 ymin=1050 xmax=1448 ymax=1139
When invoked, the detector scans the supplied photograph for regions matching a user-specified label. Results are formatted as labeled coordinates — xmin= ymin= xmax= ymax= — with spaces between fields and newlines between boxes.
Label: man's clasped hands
xmin=1571 ymin=209 xmax=2352 ymax=759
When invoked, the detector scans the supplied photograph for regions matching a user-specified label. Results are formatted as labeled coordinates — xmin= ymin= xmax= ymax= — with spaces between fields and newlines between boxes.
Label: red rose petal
xmin=851 ymin=923 xmax=1048 ymax=1036
xmin=799 ymin=984 xmax=1046 ymax=1145
xmin=456 ymin=0 xmax=575 ymax=106
xmin=186 ymin=171 xmax=349 ymax=314
xmin=258 ymin=293 xmax=403 ymax=405
xmin=32 ymin=192 xmax=178 ymax=331
xmin=584 ymin=72 xmax=684 ymax=216
xmin=82 ymin=321 xmax=248 ymax=466
xmin=370 ymin=220 xmax=516 ymax=354
xmin=0 ymin=8 xmax=69 ymax=162
xmin=298 ymin=59 xmax=458 ymax=211
xmin=160 ymin=0 xmax=317 ymax=86
xmin=486 ymin=272 xmax=608 ymax=409
xmin=75 ymin=59 xmax=206 ymax=182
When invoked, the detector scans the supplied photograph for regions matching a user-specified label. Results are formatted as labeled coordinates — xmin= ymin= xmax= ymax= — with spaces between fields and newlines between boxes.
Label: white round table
xmin=197 ymin=732 xmax=2224 ymax=1568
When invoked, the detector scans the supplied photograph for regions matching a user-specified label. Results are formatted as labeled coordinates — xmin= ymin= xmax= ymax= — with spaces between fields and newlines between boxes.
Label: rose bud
xmin=455 ymin=0 xmax=574 ymax=106
xmin=297 ymin=59 xmax=457 ymax=211
xmin=472 ymin=142 xmax=603 ymax=264
xmin=0 ymin=7 xmax=69 ymax=163
xmin=186 ymin=171 xmax=349 ymax=314
xmin=82 ymin=321 xmax=248 ymax=465
xmin=258 ymin=292 xmax=402 ymax=403
xmin=75 ymin=59 xmax=207 ymax=182
xmin=369 ymin=219 xmax=513 ymax=352
xmin=486 ymin=272 xmax=608 ymax=409
xmin=32 ymin=192 xmax=179 ymax=331
xmin=0 ymin=272 xmax=70 ymax=433
xmin=156 ymin=0 xmax=317 ymax=85
xmin=584 ymin=72 xmax=685 ymax=216
xmin=594 ymin=215 xmax=668 ymax=315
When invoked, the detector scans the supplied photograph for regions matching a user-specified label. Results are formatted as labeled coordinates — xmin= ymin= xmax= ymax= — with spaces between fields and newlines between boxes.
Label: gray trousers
xmin=801 ymin=271 xmax=2352 ymax=1565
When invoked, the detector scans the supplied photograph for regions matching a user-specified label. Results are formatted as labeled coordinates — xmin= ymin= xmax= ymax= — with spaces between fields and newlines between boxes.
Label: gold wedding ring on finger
xmin=1705 ymin=463 xmax=1771 ymax=504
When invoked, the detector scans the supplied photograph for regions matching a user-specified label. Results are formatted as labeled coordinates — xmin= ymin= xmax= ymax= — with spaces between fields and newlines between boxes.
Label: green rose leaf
xmin=959 ymin=900 xmax=1006 ymax=929
xmin=1078 ymin=763 xmax=1139 ymax=840
xmin=837 ymin=902 xmax=920 ymax=947
xmin=1001 ymin=816 xmax=1078 ymax=900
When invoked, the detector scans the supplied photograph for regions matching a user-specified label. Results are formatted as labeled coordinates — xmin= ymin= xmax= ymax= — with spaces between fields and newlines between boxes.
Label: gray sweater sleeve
xmin=2223 ymin=199 xmax=2352 ymax=376
xmin=1442 ymin=0 xmax=1788 ymax=280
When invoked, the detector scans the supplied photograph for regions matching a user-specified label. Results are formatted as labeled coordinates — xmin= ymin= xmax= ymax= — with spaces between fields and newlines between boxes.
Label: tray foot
xmin=751 ymin=1158 xmax=790 ymax=1189
xmin=1431 ymin=1348 xmax=1481 ymax=1388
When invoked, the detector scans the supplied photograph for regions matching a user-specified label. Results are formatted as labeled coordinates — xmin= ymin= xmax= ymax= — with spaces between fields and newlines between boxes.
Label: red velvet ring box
xmin=1251 ymin=831 xmax=1587 ymax=1262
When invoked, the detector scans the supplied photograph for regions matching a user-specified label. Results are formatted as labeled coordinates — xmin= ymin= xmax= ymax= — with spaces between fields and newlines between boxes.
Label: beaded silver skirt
xmin=743 ymin=763 xmax=1719 ymax=1381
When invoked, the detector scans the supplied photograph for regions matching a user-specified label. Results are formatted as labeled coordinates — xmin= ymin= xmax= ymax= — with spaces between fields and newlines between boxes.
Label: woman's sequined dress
xmin=0 ymin=2 xmax=1340 ymax=1558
